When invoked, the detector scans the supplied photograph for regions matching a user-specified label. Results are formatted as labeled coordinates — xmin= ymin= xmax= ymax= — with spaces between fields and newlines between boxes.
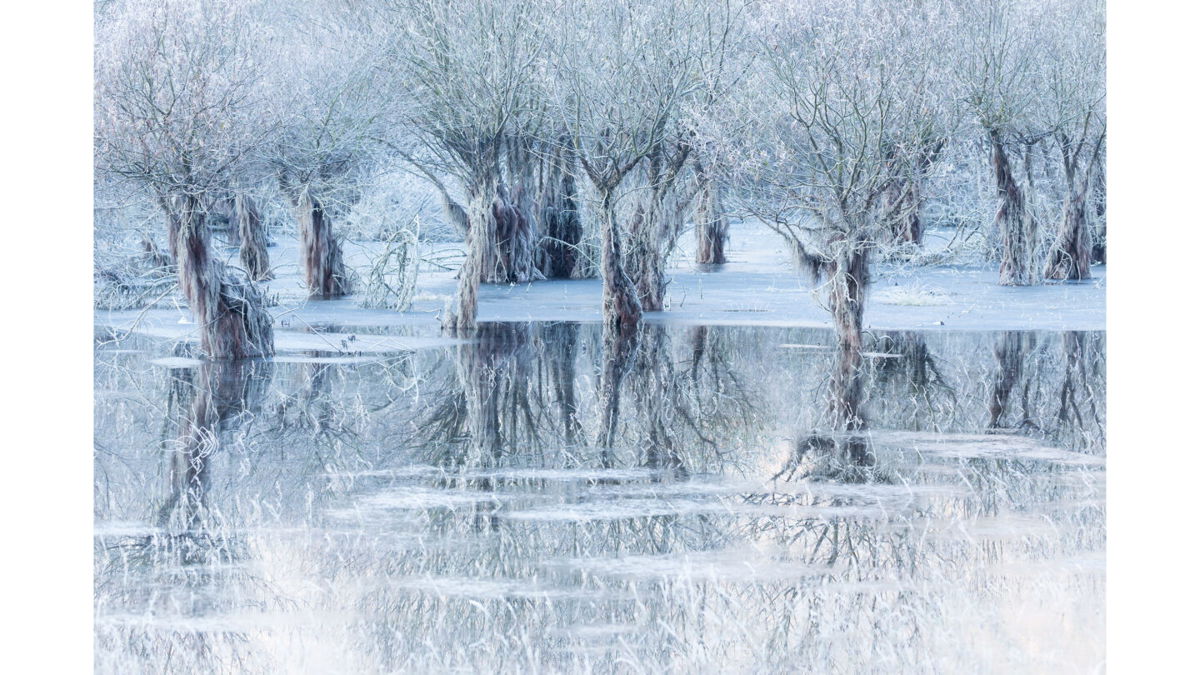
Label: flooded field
xmin=94 ymin=322 xmax=1105 ymax=673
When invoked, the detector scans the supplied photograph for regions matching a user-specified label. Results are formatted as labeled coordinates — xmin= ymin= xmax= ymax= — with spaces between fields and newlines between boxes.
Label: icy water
xmin=94 ymin=322 xmax=1105 ymax=673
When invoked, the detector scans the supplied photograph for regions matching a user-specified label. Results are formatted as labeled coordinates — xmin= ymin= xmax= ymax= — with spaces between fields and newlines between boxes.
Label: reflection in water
xmin=988 ymin=331 xmax=1037 ymax=431
xmin=95 ymin=324 xmax=1106 ymax=672
xmin=158 ymin=358 xmax=272 ymax=530
xmin=99 ymin=356 xmax=273 ymax=672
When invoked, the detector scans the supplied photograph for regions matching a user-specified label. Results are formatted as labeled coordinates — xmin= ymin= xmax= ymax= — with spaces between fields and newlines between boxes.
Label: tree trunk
xmin=1043 ymin=180 xmax=1092 ymax=280
xmin=882 ymin=167 xmax=921 ymax=248
xmin=890 ymin=179 xmax=922 ymax=246
xmin=166 ymin=194 xmax=274 ymax=360
xmin=599 ymin=191 xmax=643 ymax=335
xmin=484 ymin=182 xmax=536 ymax=283
xmin=295 ymin=192 xmax=351 ymax=299
xmin=627 ymin=202 xmax=669 ymax=311
xmin=445 ymin=187 xmax=493 ymax=334
xmin=894 ymin=137 xmax=943 ymax=248
xmin=828 ymin=240 xmax=869 ymax=431
xmin=989 ymin=130 xmax=1037 ymax=286
xmin=694 ymin=162 xmax=729 ymax=264
xmin=235 ymin=194 xmax=272 ymax=281
xmin=479 ymin=138 xmax=539 ymax=284
xmin=536 ymin=140 xmax=582 ymax=278
xmin=164 ymin=208 xmax=181 ymax=262
xmin=626 ymin=149 xmax=693 ymax=310
xmin=1091 ymin=162 xmax=1106 ymax=264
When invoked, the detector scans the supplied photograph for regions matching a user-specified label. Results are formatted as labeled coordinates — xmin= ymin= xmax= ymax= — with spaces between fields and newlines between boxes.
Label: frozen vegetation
xmin=93 ymin=0 xmax=1106 ymax=672
xmin=95 ymin=325 xmax=1105 ymax=672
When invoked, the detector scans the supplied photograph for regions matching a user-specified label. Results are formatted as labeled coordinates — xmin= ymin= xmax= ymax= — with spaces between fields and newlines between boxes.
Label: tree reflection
xmin=987 ymin=331 xmax=1037 ymax=431
xmin=1057 ymin=331 xmax=1105 ymax=449
xmin=868 ymin=331 xmax=957 ymax=429
xmin=98 ymin=357 xmax=274 ymax=672
xmin=157 ymin=358 xmax=272 ymax=530
xmin=94 ymin=323 xmax=1107 ymax=673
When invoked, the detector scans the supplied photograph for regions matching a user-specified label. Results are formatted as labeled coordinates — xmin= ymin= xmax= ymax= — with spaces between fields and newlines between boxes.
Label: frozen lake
xmin=94 ymin=320 xmax=1105 ymax=672
xmin=96 ymin=222 xmax=1106 ymax=340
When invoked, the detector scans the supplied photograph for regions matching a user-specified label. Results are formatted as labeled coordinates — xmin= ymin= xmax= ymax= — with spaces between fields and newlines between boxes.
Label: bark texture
xmin=1043 ymin=183 xmax=1092 ymax=280
xmin=445 ymin=149 xmax=542 ymax=334
xmin=484 ymin=182 xmax=535 ymax=283
xmin=693 ymin=160 xmax=729 ymax=264
xmin=989 ymin=130 xmax=1037 ymax=286
xmin=1045 ymin=132 xmax=1103 ymax=280
xmin=445 ymin=186 xmax=491 ymax=334
xmin=295 ymin=192 xmax=351 ymax=299
xmin=235 ymin=194 xmax=272 ymax=281
xmin=598 ymin=192 xmax=643 ymax=336
xmin=536 ymin=140 xmax=582 ymax=278
xmin=884 ymin=178 xmax=922 ymax=247
xmin=885 ymin=138 xmax=944 ymax=248
xmin=626 ymin=202 xmax=669 ymax=311
xmin=828 ymin=240 xmax=869 ymax=431
xmin=625 ymin=148 xmax=693 ymax=311
xmin=166 ymin=193 xmax=274 ymax=359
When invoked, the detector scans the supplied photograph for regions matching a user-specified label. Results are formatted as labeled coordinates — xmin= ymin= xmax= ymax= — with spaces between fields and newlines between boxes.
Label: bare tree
xmin=1039 ymin=0 xmax=1106 ymax=280
xmin=233 ymin=192 xmax=272 ymax=281
xmin=381 ymin=0 xmax=550 ymax=332
xmin=534 ymin=134 xmax=584 ymax=279
xmin=725 ymin=0 xmax=945 ymax=424
xmin=958 ymin=0 xmax=1056 ymax=286
xmin=264 ymin=1 xmax=390 ymax=299
xmin=689 ymin=1 xmax=754 ymax=265
xmin=552 ymin=0 xmax=715 ymax=331
xmin=624 ymin=141 xmax=698 ymax=310
xmin=95 ymin=0 xmax=275 ymax=358
xmin=880 ymin=134 xmax=948 ymax=250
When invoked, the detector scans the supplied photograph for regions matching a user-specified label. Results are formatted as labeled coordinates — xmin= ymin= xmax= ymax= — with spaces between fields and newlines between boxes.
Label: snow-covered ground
xmin=95 ymin=222 xmax=1105 ymax=351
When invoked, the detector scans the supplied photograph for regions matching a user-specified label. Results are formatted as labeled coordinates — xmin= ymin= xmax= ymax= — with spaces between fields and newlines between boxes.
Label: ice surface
xmin=871 ymin=430 xmax=1106 ymax=466
xmin=95 ymin=223 xmax=1104 ymax=344
xmin=94 ymin=310 xmax=1105 ymax=674
xmin=149 ymin=356 xmax=205 ymax=368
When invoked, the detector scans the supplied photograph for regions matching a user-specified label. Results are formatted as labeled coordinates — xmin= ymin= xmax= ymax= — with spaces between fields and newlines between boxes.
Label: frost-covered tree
xmin=262 ymin=1 xmax=390 ymax=299
xmin=95 ymin=0 xmax=274 ymax=358
xmin=233 ymin=191 xmax=272 ymax=281
xmin=724 ymin=0 xmax=947 ymax=425
xmin=551 ymin=0 xmax=722 ymax=331
xmin=93 ymin=0 xmax=1108 ymax=335
xmin=1038 ymin=0 xmax=1105 ymax=281
xmin=956 ymin=0 xmax=1055 ymax=286
xmin=689 ymin=2 xmax=755 ymax=265
xmin=379 ymin=0 xmax=552 ymax=333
